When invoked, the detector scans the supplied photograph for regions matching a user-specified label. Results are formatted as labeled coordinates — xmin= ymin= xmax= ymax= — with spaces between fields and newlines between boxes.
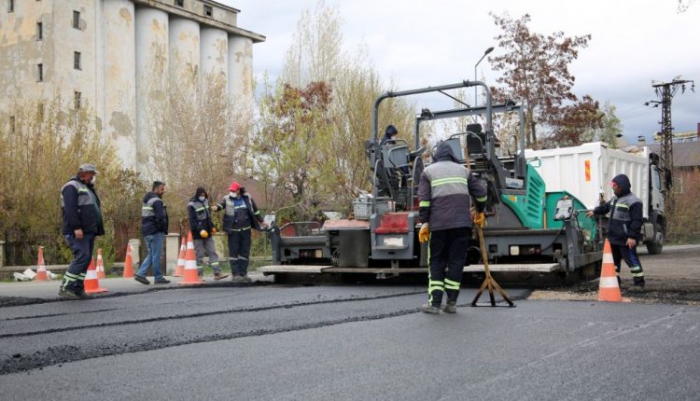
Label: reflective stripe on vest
xmin=612 ymin=194 xmax=640 ymax=223
xmin=188 ymin=201 xmax=209 ymax=221
xmin=60 ymin=181 xmax=93 ymax=208
xmin=142 ymin=197 xmax=163 ymax=218
xmin=225 ymin=197 xmax=249 ymax=216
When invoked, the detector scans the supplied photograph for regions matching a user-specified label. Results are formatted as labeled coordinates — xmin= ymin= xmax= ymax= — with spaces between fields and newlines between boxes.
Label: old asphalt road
xmin=1 ymin=245 xmax=699 ymax=400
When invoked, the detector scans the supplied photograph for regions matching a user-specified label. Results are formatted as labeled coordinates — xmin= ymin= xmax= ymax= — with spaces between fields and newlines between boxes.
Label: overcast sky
xmin=222 ymin=0 xmax=699 ymax=144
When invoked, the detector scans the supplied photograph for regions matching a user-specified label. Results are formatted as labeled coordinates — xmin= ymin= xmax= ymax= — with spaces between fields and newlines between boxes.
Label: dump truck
xmin=260 ymin=80 xmax=604 ymax=283
xmin=525 ymin=142 xmax=667 ymax=254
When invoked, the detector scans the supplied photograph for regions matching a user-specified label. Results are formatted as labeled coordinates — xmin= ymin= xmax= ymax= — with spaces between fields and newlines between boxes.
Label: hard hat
xmin=229 ymin=182 xmax=241 ymax=191
xmin=200 ymin=230 xmax=209 ymax=238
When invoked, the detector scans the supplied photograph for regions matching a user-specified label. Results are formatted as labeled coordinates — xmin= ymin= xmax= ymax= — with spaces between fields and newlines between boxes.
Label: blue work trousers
xmin=137 ymin=233 xmax=165 ymax=280
xmin=63 ymin=232 xmax=96 ymax=291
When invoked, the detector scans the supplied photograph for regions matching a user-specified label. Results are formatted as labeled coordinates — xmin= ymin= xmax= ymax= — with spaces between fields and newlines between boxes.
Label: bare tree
xmin=252 ymin=1 xmax=416 ymax=218
xmin=147 ymin=70 xmax=251 ymax=224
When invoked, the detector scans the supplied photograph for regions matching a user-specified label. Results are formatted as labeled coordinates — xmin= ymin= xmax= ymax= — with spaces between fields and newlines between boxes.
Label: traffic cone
xmin=96 ymin=248 xmax=106 ymax=279
xmin=123 ymin=243 xmax=134 ymax=278
xmin=174 ymin=236 xmax=186 ymax=277
xmin=179 ymin=232 xmax=203 ymax=285
xmin=35 ymin=246 xmax=48 ymax=281
xmin=598 ymin=239 xmax=622 ymax=302
xmin=84 ymin=254 xmax=108 ymax=293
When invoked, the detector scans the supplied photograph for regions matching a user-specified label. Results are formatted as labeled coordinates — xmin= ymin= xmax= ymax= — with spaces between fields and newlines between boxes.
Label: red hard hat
xmin=229 ymin=182 xmax=241 ymax=191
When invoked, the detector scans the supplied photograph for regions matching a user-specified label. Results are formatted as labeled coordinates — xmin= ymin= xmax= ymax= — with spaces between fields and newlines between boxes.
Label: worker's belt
xmin=230 ymin=226 xmax=251 ymax=232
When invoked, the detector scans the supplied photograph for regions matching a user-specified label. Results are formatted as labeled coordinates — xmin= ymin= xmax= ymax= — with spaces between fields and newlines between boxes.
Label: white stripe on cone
xmin=85 ymin=268 xmax=97 ymax=280
xmin=600 ymin=277 xmax=619 ymax=288
xmin=177 ymin=245 xmax=185 ymax=266
xmin=602 ymin=253 xmax=614 ymax=264
xmin=185 ymin=241 xmax=197 ymax=270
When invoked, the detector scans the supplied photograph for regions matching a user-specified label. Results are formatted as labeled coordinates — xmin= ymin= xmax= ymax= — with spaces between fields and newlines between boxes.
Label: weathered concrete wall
xmin=200 ymin=26 xmax=228 ymax=90
xmin=103 ymin=0 xmax=136 ymax=168
xmin=0 ymin=0 xmax=56 ymax=112
xmin=169 ymin=16 xmax=200 ymax=88
xmin=1 ymin=0 xmax=264 ymax=174
xmin=53 ymin=0 xmax=98 ymax=111
xmin=135 ymin=6 xmax=169 ymax=172
xmin=227 ymin=35 xmax=253 ymax=101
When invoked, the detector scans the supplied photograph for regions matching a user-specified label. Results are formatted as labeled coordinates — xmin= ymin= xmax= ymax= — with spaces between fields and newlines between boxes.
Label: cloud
xmin=223 ymin=0 xmax=700 ymax=142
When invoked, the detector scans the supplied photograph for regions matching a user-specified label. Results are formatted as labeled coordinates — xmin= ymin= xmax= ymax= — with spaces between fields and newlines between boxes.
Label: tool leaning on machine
xmin=471 ymin=213 xmax=515 ymax=307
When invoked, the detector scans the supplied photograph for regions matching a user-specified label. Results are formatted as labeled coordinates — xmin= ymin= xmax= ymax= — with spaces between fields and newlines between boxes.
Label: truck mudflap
xmin=258 ymin=263 xmax=560 ymax=276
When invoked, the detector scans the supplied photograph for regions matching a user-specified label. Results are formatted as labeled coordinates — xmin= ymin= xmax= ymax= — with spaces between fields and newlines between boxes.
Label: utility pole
xmin=646 ymin=78 xmax=695 ymax=198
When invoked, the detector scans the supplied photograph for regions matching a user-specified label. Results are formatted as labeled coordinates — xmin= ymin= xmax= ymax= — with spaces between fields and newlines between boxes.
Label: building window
xmin=37 ymin=22 xmax=43 ymax=40
xmin=74 ymin=51 xmax=81 ymax=70
xmin=73 ymin=11 xmax=80 ymax=29
xmin=37 ymin=64 xmax=43 ymax=81
xmin=74 ymin=91 xmax=82 ymax=109
xmin=8 ymin=0 xmax=14 ymax=13
xmin=204 ymin=5 xmax=212 ymax=17
xmin=174 ymin=0 xmax=184 ymax=6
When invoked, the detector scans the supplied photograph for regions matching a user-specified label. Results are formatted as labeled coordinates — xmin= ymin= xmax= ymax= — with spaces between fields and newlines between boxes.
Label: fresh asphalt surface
xmin=1 ymin=278 xmax=699 ymax=400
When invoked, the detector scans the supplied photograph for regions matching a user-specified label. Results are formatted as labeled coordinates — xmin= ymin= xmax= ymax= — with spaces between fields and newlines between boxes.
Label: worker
xmin=417 ymin=141 xmax=487 ymax=314
xmin=59 ymin=163 xmax=105 ymax=299
xmin=134 ymin=181 xmax=170 ymax=285
xmin=380 ymin=124 xmax=399 ymax=147
xmin=187 ymin=187 xmax=228 ymax=280
xmin=212 ymin=182 xmax=266 ymax=283
xmin=586 ymin=174 xmax=645 ymax=290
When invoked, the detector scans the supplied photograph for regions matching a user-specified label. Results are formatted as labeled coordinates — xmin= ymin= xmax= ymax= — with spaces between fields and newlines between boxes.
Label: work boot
xmin=420 ymin=303 xmax=440 ymax=314
xmin=134 ymin=275 xmax=150 ymax=285
xmin=154 ymin=278 xmax=171 ymax=284
xmin=213 ymin=272 xmax=229 ymax=281
xmin=58 ymin=288 xmax=81 ymax=300
xmin=628 ymin=278 xmax=645 ymax=292
xmin=231 ymin=275 xmax=248 ymax=283
xmin=442 ymin=302 xmax=457 ymax=314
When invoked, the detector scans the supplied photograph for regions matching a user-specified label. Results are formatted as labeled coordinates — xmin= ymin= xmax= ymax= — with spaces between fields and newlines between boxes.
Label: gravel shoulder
xmin=530 ymin=244 xmax=700 ymax=305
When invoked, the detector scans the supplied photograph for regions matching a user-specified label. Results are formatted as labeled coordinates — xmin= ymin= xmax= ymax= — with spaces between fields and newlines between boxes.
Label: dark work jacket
xmin=187 ymin=197 xmax=214 ymax=239
xmin=61 ymin=176 xmax=105 ymax=236
xmin=418 ymin=142 xmax=487 ymax=231
xmin=217 ymin=193 xmax=263 ymax=233
xmin=593 ymin=192 xmax=643 ymax=245
xmin=141 ymin=192 xmax=168 ymax=236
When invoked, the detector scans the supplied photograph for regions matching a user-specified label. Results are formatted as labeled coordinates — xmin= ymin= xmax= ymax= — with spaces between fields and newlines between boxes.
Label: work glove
xmin=419 ymin=223 xmax=430 ymax=243
xmin=473 ymin=212 xmax=486 ymax=229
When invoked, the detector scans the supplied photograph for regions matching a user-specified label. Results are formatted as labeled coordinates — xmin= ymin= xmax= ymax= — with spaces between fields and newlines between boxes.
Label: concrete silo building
xmin=0 ymin=0 xmax=265 ymax=172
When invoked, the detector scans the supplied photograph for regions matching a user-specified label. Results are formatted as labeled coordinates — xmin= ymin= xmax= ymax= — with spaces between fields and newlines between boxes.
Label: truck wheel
xmin=646 ymin=222 xmax=664 ymax=255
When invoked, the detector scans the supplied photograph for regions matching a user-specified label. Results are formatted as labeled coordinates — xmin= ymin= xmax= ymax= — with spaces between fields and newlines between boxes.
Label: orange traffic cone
xmin=96 ymin=248 xmax=106 ymax=279
xmin=122 ymin=243 xmax=134 ymax=278
xmin=173 ymin=236 xmax=186 ymax=277
xmin=88 ymin=256 xmax=96 ymax=273
xmin=84 ymin=254 xmax=108 ymax=294
xmin=179 ymin=232 xmax=203 ymax=285
xmin=35 ymin=246 xmax=48 ymax=281
xmin=598 ymin=239 xmax=622 ymax=302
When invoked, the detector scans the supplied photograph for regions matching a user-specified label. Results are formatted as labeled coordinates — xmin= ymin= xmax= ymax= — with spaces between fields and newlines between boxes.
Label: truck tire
xmin=646 ymin=221 xmax=664 ymax=255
